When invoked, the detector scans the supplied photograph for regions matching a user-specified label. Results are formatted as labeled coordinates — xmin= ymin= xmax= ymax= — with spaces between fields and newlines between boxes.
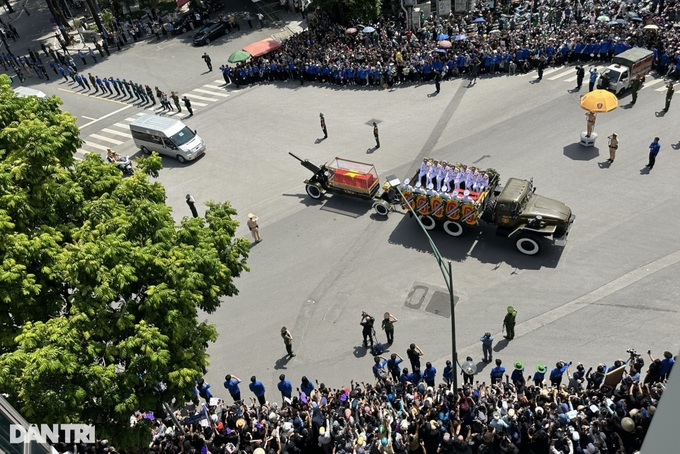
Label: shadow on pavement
xmin=352 ymin=345 xmax=370 ymax=359
xmin=493 ymin=338 xmax=510 ymax=352
xmin=387 ymin=216 xmax=563 ymax=269
xmin=563 ymin=143 xmax=600 ymax=161
xmin=274 ymin=355 xmax=292 ymax=370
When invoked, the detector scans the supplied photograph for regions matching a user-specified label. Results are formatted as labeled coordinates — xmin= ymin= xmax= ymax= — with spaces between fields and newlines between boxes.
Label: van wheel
xmin=418 ymin=215 xmax=436 ymax=230
xmin=305 ymin=184 xmax=322 ymax=199
xmin=443 ymin=220 xmax=464 ymax=237
xmin=181 ymin=27 xmax=187 ymax=33
xmin=515 ymin=235 xmax=541 ymax=256
xmin=141 ymin=146 xmax=151 ymax=155
xmin=176 ymin=155 xmax=187 ymax=163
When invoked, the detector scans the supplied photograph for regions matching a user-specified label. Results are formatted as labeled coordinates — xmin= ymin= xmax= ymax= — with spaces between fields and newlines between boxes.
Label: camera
xmin=626 ymin=348 xmax=641 ymax=359
xmin=361 ymin=311 xmax=368 ymax=318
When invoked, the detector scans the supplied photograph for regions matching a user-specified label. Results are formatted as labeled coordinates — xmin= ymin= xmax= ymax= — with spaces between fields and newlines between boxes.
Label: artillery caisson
xmin=289 ymin=153 xmax=400 ymax=216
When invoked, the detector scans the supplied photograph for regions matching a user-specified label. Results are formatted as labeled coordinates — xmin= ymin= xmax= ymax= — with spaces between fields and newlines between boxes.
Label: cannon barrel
xmin=289 ymin=152 xmax=322 ymax=175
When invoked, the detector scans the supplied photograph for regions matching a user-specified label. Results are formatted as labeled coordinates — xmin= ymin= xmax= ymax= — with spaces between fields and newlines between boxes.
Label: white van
xmin=129 ymin=115 xmax=206 ymax=163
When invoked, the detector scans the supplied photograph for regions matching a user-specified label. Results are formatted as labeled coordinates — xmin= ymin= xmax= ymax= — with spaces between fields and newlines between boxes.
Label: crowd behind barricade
xmin=222 ymin=1 xmax=680 ymax=89
xmin=114 ymin=348 xmax=675 ymax=454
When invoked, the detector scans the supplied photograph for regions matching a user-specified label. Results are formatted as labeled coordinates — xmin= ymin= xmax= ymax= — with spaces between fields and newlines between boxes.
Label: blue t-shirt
xmin=423 ymin=366 xmax=436 ymax=381
xmin=443 ymin=365 xmax=453 ymax=380
xmin=550 ymin=363 xmax=568 ymax=380
xmin=490 ymin=366 xmax=505 ymax=380
xmin=249 ymin=381 xmax=266 ymax=397
xmin=660 ymin=357 xmax=674 ymax=375
xmin=649 ymin=141 xmax=661 ymax=156
xmin=278 ymin=379 xmax=293 ymax=397
xmin=224 ymin=379 xmax=241 ymax=395
xmin=300 ymin=381 xmax=315 ymax=396
xmin=373 ymin=360 xmax=387 ymax=378
xmin=511 ymin=369 xmax=525 ymax=383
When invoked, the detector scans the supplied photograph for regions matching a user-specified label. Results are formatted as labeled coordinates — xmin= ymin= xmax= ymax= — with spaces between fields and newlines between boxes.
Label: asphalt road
xmin=4 ymin=1 xmax=679 ymax=404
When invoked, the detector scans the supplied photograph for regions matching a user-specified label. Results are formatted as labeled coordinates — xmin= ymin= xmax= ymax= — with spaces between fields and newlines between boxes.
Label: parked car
xmin=171 ymin=12 xmax=194 ymax=35
xmin=192 ymin=22 xmax=227 ymax=46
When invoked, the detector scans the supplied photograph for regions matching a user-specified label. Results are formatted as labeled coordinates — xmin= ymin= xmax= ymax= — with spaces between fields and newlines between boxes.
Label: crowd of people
xmin=128 ymin=346 xmax=674 ymax=454
xmin=222 ymin=2 xmax=680 ymax=89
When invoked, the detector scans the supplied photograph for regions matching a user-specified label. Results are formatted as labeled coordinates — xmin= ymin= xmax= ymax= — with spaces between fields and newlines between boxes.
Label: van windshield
xmin=170 ymin=127 xmax=196 ymax=147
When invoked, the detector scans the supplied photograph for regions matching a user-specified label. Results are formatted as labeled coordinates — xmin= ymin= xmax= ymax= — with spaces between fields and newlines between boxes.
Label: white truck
xmin=596 ymin=47 xmax=654 ymax=95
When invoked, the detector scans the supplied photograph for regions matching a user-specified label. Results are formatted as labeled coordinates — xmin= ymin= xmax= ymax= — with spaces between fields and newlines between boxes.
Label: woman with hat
xmin=533 ymin=364 xmax=547 ymax=387
xmin=511 ymin=361 xmax=526 ymax=393
xmin=381 ymin=312 xmax=398 ymax=345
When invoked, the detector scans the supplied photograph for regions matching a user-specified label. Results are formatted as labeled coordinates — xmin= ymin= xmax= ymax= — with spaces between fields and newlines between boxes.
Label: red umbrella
xmin=176 ymin=0 xmax=190 ymax=7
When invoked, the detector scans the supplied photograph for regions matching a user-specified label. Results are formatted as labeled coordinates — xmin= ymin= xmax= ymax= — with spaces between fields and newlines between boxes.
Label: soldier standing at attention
xmin=575 ymin=65 xmax=584 ymax=90
xmin=247 ymin=213 xmax=262 ymax=243
xmin=186 ymin=194 xmax=199 ymax=218
xmin=373 ymin=122 xmax=380 ymax=149
xmin=503 ymin=306 xmax=517 ymax=340
xmin=631 ymin=76 xmax=641 ymax=105
xmin=607 ymin=133 xmax=618 ymax=163
xmin=202 ymin=52 xmax=212 ymax=71
xmin=381 ymin=312 xmax=398 ymax=344
xmin=663 ymin=82 xmax=674 ymax=111
xmin=281 ymin=326 xmax=295 ymax=357
xmin=183 ymin=96 xmax=193 ymax=116
xmin=319 ymin=113 xmax=327 ymax=138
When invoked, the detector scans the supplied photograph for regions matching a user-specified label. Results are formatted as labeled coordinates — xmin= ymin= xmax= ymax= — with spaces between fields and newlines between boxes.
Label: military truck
xmin=596 ymin=47 xmax=653 ymax=95
xmin=402 ymin=168 xmax=575 ymax=255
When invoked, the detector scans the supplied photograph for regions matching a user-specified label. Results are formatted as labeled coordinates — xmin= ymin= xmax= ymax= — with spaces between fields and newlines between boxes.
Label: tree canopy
xmin=0 ymin=76 xmax=250 ymax=449
xmin=313 ymin=0 xmax=383 ymax=24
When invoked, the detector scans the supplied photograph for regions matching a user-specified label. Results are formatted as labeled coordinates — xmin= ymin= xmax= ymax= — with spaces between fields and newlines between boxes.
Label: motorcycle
xmin=107 ymin=155 xmax=134 ymax=175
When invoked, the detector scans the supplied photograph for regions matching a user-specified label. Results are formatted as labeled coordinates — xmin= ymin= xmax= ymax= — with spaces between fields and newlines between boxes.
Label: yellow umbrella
xmin=580 ymin=89 xmax=619 ymax=112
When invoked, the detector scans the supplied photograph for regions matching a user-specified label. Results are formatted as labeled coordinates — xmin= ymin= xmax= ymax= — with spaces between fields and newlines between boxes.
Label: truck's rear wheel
xmin=373 ymin=201 xmax=390 ymax=216
xmin=443 ymin=220 xmax=464 ymax=237
xmin=418 ymin=215 xmax=436 ymax=230
xmin=306 ymin=184 xmax=322 ymax=199
xmin=516 ymin=236 xmax=541 ymax=256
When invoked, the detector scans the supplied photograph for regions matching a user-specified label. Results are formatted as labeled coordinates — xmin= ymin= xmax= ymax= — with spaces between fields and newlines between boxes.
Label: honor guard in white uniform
xmin=426 ymin=183 xmax=436 ymax=196
xmin=442 ymin=167 xmax=454 ymax=191
xmin=426 ymin=165 xmax=437 ymax=188
xmin=440 ymin=185 xmax=451 ymax=198
xmin=464 ymin=169 xmax=475 ymax=191
xmin=471 ymin=171 xmax=481 ymax=192
xmin=453 ymin=168 xmax=463 ymax=190
xmin=436 ymin=162 xmax=447 ymax=190
xmin=402 ymin=178 xmax=413 ymax=191
xmin=418 ymin=159 xmax=429 ymax=185
xmin=462 ymin=190 xmax=473 ymax=202
xmin=414 ymin=181 xmax=426 ymax=194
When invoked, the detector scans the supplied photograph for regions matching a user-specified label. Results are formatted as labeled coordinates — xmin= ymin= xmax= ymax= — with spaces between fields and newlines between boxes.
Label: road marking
xmin=564 ymin=76 xmax=577 ymax=82
xmin=542 ymin=66 xmax=565 ymax=76
xmin=641 ymin=78 xmax=664 ymax=90
xmin=189 ymin=100 xmax=208 ymax=107
xmin=213 ymin=80 xmax=227 ymax=85
xmin=194 ymin=88 xmax=230 ymax=97
xmin=58 ymin=87 xmax=129 ymax=105
xmin=89 ymin=134 xmax=123 ymax=145
xmin=81 ymin=104 xmax=133 ymax=128
xmin=101 ymin=128 xmax=132 ymax=138
xmin=113 ymin=122 xmax=131 ymax=128
xmin=81 ymin=115 xmax=97 ymax=120
xmin=182 ymin=93 xmax=218 ymax=102
xmin=82 ymin=140 xmax=111 ymax=151
xmin=548 ymin=69 xmax=574 ymax=80
xmin=204 ymin=84 xmax=225 ymax=90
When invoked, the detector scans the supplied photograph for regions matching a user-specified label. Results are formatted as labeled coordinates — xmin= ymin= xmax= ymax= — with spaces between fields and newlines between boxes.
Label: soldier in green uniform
xmin=281 ymin=326 xmax=295 ymax=357
xmin=373 ymin=122 xmax=380 ymax=149
xmin=503 ymin=306 xmax=517 ymax=340
xmin=381 ymin=312 xmax=398 ymax=344
xmin=631 ymin=76 xmax=641 ymax=105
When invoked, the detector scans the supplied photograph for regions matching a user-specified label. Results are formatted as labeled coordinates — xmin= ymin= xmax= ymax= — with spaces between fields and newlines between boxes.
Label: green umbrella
xmin=228 ymin=50 xmax=251 ymax=63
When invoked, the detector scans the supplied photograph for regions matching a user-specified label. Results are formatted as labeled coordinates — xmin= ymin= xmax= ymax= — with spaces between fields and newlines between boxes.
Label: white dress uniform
xmin=402 ymin=178 xmax=413 ymax=191
xmin=436 ymin=164 xmax=447 ymax=190
xmin=414 ymin=181 xmax=426 ymax=194
xmin=418 ymin=160 xmax=429 ymax=182
xmin=453 ymin=168 xmax=463 ymax=190
xmin=426 ymin=166 xmax=437 ymax=188
xmin=464 ymin=170 xmax=475 ymax=191
xmin=462 ymin=190 xmax=473 ymax=202
xmin=426 ymin=183 xmax=436 ymax=196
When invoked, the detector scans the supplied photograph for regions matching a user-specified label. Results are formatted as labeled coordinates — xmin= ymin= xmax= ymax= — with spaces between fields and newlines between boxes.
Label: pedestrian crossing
xmin=516 ymin=64 xmax=670 ymax=92
xmin=74 ymin=80 xmax=235 ymax=160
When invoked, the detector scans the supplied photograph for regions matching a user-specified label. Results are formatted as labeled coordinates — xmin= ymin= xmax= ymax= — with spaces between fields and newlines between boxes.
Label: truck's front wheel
xmin=418 ymin=215 xmax=436 ymax=230
xmin=515 ymin=235 xmax=542 ymax=256
xmin=443 ymin=220 xmax=464 ymax=237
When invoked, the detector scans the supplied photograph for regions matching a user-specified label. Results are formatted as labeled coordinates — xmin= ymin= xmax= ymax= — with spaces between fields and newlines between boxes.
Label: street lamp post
xmin=393 ymin=183 xmax=459 ymax=392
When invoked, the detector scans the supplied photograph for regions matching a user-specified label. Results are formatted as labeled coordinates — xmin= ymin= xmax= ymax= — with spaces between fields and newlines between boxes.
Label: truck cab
xmin=598 ymin=66 xmax=630 ymax=94
xmin=494 ymin=178 xmax=574 ymax=255
xmin=596 ymin=47 xmax=653 ymax=95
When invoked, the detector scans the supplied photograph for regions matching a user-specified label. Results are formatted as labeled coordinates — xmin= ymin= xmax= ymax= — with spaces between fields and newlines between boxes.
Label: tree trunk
xmin=85 ymin=0 xmax=106 ymax=36
xmin=44 ymin=0 xmax=73 ymax=44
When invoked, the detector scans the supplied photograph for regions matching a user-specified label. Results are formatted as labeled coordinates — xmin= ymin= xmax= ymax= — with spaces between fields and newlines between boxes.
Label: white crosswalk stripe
xmin=548 ymin=69 xmax=575 ymax=81
xmin=102 ymin=128 xmax=132 ymax=138
xmin=82 ymin=140 xmax=111 ymax=151
xmin=642 ymin=78 xmax=664 ymax=90
xmin=182 ymin=93 xmax=218 ymax=102
xmin=89 ymin=134 xmax=124 ymax=145
xmin=194 ymin=88 xmax=230 ymax=98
